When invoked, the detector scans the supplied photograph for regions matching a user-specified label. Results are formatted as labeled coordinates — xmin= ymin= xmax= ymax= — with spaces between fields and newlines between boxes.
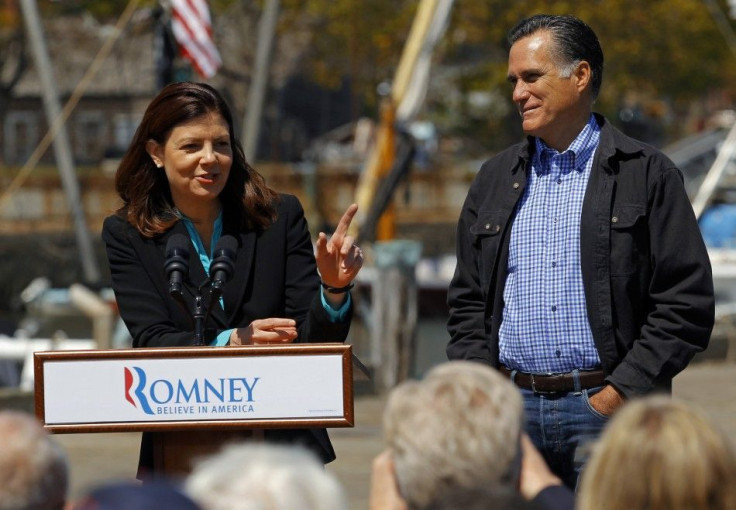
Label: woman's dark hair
xmin=114 ymin=81 xmax=278 ymax=237
xmin=508 ymin=14 xmax=604 ymax=99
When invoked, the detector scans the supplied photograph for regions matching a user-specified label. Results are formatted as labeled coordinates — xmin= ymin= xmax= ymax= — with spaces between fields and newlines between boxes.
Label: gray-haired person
xmin=0 ymin=411 xmax=69 ymax=510
xmin=185 ymin=443 xmax=347 ymax=510
xmin=370 ymin=361 xmax=574 ymax=510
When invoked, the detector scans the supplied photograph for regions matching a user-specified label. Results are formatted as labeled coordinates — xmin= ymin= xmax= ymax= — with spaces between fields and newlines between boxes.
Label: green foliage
xmin=444 ymin=0 xmax=736 ymax=148
xmin=278 ymin=0 xmax=418 ymax=113
xmin=268 ymin=0 xmax=736 ymax=149
xmin=22 ymin=0 xmax=736 ymax=151
xmin=42 ymin=0 xmax=155 ymax=19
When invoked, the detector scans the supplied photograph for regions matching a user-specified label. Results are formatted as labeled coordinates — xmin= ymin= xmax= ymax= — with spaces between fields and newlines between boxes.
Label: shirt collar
xmin=178 ymin=209 xmax=224 ymax=257
xmin=533 ymin=114 xmax=600 ymax=175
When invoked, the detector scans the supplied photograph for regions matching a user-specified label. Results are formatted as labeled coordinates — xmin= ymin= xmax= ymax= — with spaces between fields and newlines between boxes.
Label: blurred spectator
xmin=0 ymin=411 xmax=68 ymax=510
xmin=370 ymin=361 xmax=570 ymax=510
xmin=382 ymin=361 xmax=523 ymax=509
xmin=577 ymin=396 xmax=736 ymax=510
xmin=185 ymin=443 xmax=347 ymax=510
xmin=72 ymin=480 xmax=200 ymax=510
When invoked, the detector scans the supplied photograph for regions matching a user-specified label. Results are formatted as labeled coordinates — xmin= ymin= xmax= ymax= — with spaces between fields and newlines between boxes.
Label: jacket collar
xmin=593 ymin=113 xmax=644 ymax=168
xmin=512 ymin=113 xmax=644 ymax=175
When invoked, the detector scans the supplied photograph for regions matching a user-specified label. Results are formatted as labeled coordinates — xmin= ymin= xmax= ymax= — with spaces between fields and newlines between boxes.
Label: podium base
xmin=151 ymin=429 xmax=264 ymax=476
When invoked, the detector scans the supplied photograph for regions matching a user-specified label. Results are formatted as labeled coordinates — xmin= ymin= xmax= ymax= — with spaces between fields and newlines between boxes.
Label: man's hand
xmin=519 ymin=434 xmax=562 ymax=500
xmin=369 ymin=449 xmax=408 ymax=510
xmin=588 ymin=384 xmax=625 ymax=416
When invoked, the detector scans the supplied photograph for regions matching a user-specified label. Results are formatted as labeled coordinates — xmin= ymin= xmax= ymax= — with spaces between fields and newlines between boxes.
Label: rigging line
xmin=0 ymin=0 xmax=141 ymax=209
xmin=703 ymin=0 xmax=736 ymax=61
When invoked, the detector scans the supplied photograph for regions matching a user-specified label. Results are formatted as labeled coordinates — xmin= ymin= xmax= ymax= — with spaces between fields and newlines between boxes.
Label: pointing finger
xmin=332 ymin=204 xmax=358 ymax=239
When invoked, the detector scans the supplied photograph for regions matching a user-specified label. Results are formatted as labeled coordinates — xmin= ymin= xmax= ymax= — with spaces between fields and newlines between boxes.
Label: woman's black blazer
xmin=102 ymin=193 xmax=352 ymax=466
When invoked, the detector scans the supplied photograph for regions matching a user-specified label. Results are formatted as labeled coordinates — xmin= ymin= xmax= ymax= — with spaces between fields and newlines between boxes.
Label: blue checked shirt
xmin=499 ymin=115 xmax=601 ymax=374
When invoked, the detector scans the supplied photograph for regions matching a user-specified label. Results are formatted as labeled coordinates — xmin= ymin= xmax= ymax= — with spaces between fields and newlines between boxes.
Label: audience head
xmin=72 ymin=480 xmax=201 ymax=510
xmin=578 ymin=396 xmax=736 ymax=510
xmin=184 ymin=443 xmax=347 ymax=510
xmin=383 ymin=361 xmax=524 ymax=509
xmin=0 ymin=410 xmax=68 ymax=510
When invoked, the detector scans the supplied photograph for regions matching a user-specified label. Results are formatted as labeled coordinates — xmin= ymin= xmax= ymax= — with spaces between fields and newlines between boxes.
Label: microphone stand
xmin=192 ymin=293 xmax=207 ymax=346
xmin=193 ymin=278 xmax=224 ymax=347
xmin=168 ymin=291 xmax=205 ymax=346
xmin=168 ymin=234 xmax=236 ymax=347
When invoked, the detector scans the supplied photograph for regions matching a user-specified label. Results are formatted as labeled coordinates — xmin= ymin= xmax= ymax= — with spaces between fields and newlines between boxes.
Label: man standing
xmin=447 ymin=14 xmax=714 ymax=488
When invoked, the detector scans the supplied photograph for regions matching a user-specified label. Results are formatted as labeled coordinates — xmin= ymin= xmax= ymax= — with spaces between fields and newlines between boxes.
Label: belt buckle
xmin=530 ymin=374 xmax=557 ymax=395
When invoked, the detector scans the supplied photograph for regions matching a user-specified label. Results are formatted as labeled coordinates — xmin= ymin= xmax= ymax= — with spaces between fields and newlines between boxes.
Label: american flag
xmin=169 ymin=0 xmax=222 ymax=78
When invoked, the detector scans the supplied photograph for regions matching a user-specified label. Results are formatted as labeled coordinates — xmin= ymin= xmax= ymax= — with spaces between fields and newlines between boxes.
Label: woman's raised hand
xmin=315 ymin=203 xmax=364 ymax=290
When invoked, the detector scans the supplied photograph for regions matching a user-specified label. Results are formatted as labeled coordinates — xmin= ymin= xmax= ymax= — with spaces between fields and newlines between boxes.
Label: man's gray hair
xmin=508 ymin=14 xmax=604 ymax=99
xmin=0 ymin=411 xmax=68 ymax=510
xmin=384 ymin=361 xmax=524 ymax=509
xmin=185 ymin=443 xmax=347 ymax=510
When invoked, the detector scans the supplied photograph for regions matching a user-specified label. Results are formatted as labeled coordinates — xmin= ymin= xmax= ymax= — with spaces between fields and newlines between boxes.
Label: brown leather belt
xmin=498 ymin=366 xmax=606 ymax=394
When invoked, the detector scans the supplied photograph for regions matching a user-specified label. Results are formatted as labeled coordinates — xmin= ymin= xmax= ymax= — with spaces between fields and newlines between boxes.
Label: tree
xmin=14 ymin=0 xmax=736 ymax=153
xmin=278 ymin=0 xmax=419 ymax=118
xmin=441 ymin=0 xmax=736 ymax=149
xmin=271 ymin=0 xmax=736 ymax=150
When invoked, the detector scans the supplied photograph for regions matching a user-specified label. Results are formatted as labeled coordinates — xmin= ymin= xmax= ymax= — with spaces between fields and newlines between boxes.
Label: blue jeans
xmin=518 ymin=374 xmax=609 ymax=490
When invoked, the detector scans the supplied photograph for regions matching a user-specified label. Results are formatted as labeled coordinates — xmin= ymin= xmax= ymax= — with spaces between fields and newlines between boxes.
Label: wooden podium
xmin=34 ymin=344 xmax=366 ymax=476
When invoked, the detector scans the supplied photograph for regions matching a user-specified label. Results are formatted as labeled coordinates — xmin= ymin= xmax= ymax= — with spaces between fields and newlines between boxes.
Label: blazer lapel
xmin=222 ymin=229 xmax=257 ymax=327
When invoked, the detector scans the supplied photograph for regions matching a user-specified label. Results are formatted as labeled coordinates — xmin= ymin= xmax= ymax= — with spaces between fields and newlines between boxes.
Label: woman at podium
xmin=102 ymin=82 xmax=363 ymax=477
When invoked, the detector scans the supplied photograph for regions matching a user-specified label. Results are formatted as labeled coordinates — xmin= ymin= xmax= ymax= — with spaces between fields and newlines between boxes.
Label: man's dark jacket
xmin=447 ymin=114 xmax=715 ymax=398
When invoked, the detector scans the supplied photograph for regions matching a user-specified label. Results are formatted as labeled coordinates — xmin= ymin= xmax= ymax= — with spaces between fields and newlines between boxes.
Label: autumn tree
xmin=12 ymin=0 xmax=736 ymax=153
xmin=278 ymin=0 xmax=419 ymax=117
xmin=436 ymin=0 xmax=736 ymax=149
xmin=272 ymin=0 xmax=736 ymax=150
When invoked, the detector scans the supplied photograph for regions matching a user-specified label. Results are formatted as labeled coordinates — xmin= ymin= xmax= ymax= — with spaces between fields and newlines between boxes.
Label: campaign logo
xmin=124 ymin=366 xmax=259 ymax=416
xmin=124 ymin=366 xmax=154 ymax=414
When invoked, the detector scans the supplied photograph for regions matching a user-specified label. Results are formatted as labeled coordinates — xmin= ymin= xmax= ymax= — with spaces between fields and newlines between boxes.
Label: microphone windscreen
xmin=213 ymin=235 xmax=238 ymax=257
xmin=166 ymin=233 xmax=191 ymax=258
xmin=210 ymin=235 xmax=237 ymax=284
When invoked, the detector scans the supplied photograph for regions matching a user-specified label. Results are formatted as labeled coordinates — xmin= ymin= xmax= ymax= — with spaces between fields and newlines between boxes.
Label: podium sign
xmin=34 ymin=344 xmax=354 ymax=433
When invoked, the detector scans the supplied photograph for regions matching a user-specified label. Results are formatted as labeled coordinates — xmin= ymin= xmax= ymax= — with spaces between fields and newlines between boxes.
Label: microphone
xmin=209 ymin=235 xmax=237 ymax=296
xmin=165 ymin=234 xmax=190 ymax=299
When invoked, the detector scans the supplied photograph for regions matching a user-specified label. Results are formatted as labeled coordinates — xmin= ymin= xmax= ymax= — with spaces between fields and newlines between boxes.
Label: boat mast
xmin=19 ymin=0 xmax=101 ymax=283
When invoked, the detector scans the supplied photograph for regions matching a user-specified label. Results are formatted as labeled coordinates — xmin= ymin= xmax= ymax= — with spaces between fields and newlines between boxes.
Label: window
xmin=74 ymin=111 xmax=106 ymax=164
xmin=112 ymin=113 xmax=140 ymax=154
xmin=4 ymin=111 xmax=39 ymax=165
